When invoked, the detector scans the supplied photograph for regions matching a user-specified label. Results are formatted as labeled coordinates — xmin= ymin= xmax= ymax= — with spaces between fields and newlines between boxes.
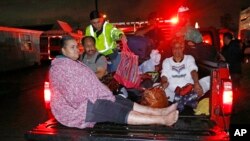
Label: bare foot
xmin=161 ymin=103 xmax=177 ymax=115
xmin=164 ymin=110 xmax=179 ymax=126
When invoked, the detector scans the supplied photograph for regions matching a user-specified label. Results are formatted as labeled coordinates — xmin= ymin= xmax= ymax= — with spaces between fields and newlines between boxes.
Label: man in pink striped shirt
xmin=49 ymin=36 xmax=179 ymax=129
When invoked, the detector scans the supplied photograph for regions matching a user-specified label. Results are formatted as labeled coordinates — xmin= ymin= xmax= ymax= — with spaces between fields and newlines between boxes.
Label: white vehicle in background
xmin=0 ymin=26 xmax=42 ymax=72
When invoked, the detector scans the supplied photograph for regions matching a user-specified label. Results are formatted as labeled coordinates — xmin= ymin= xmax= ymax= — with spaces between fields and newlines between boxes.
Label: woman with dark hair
xmin=49 ymin=36 xmax=179 ymax=129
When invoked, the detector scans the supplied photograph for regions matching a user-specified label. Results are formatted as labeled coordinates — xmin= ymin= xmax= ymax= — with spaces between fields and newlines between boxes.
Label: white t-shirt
xmin=161 ymin=55 xmax=198 ymax=101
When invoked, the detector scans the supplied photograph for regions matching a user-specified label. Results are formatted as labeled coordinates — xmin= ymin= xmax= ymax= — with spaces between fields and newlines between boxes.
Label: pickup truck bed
xmin=25 ymin=114 xmax=229 ymax=141
xmin=25 ymin=58 xmax=232 ymax=141
xmin=24 ymin=58 xmax=232 ymax=141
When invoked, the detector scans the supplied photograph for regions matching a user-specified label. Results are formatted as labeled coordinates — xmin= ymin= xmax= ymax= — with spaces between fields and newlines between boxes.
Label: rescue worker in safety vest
xmin=85 ymin=10 xmax=127 ymax=72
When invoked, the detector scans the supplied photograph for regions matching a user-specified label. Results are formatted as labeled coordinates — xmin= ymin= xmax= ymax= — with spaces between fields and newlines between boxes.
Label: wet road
xmin=0 ymin=62 xmax=249 ymax=141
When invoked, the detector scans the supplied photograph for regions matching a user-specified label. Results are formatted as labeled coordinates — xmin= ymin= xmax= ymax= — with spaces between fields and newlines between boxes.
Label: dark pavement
xmin=230 ymin=63 xmax=250 ymax=124
xmin=0 ymin=62 xmax=249 ymax=141
xmin=0 ymin=64 xmax=49 ymax=141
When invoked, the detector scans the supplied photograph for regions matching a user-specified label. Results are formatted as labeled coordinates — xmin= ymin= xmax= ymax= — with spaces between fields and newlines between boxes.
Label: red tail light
xmin=222 ymin=81 xmax=233 ymax=115
xmin=170 ymin=17 xmax=178 ymax=24
xmin=44 ymin=81 xmax=54 ymax=118
xmin=44 ymin=81 xmax=51 ymax=107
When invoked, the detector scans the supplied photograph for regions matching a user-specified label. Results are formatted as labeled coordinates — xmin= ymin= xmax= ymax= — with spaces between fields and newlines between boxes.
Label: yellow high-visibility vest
xmin=85 ymin=21 xmax=123 ymax=56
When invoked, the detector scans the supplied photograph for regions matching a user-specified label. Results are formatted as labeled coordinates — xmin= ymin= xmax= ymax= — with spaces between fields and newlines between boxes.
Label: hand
xmin=193 ymin=82 xmax=203 ymax=97
xmin=161 ymin=81 xmax=169 ymax=90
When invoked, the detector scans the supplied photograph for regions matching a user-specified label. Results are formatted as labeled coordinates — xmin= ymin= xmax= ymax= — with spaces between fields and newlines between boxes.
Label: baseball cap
xmin=89 ymin=10 xmax=102 ymax=20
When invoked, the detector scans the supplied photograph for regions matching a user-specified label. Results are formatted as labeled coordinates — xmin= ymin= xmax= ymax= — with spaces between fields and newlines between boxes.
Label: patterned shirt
xmin=49 ymin=56 xmax=115 ymax=129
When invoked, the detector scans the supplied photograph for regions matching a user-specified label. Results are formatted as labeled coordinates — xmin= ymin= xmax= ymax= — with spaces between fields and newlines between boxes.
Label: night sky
xmin=0 ymin=0 xmax=249 ymax=30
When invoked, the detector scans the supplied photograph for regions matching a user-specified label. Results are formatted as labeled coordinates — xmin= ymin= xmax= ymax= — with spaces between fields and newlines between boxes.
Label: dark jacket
xmin=221 ymin=40 xmax=242 ymax=74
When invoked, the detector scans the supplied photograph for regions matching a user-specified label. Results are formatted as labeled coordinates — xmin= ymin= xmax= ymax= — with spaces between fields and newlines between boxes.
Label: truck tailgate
xmin=25 ymin=115 xmax=229 ymax=141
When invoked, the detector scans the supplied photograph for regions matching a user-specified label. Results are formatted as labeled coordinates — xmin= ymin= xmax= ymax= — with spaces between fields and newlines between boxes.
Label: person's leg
xmin=133 ymin=102 xmax=177 ymax=116
xmin=86 ymin=99 xmax=179 ymax=126
xmin=85 ymin=99 xmax=132 ymax=124
xmin=127 ymin=110 xmax=179 ymax=126
xmin=115 ymin=95 xmax=134 ymax=109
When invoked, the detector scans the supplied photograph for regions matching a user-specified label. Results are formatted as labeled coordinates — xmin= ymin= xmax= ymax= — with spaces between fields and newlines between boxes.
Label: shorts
xmin=85 ymin=95 xmax=134 ymax=124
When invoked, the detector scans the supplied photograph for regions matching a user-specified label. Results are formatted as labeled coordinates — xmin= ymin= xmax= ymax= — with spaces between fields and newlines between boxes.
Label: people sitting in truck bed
xmin=161 ymin=37 xmax=210 ymax=103
xmin=49 ymin=36 xmax=179 ymax=129
xmin=139 ymin=49 xmax=161 ymax=88
xmin=79 ymin=36 xmax=107 ymax=79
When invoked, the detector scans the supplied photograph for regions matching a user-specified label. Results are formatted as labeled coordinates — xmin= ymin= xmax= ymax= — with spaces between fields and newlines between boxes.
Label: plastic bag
xmin=139 ymin=49 xmax=161 ymax=73
xmin=194 ymin=98 xmax=209 ymax=115
xmin=114 ymin=40 xmax=141 ymax=88
xmin=141 ymin=86 xmax=168 ymax=108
